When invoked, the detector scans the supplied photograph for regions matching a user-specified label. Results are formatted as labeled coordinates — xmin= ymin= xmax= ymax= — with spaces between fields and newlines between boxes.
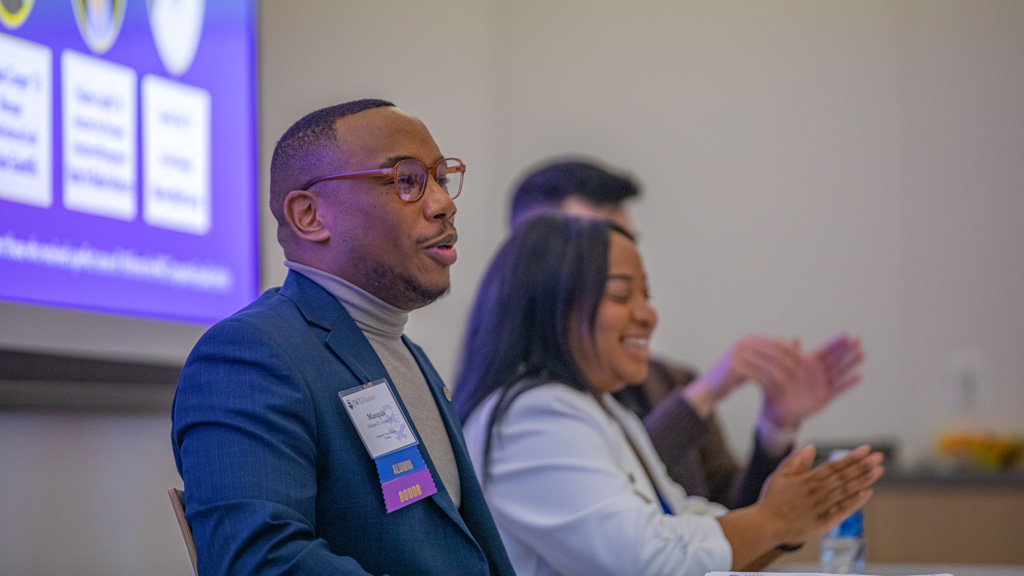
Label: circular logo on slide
xmin=0 ymin=0 xmax=35 ymax=29
xmin=70 ymin=0 xmax=127 ymax=54
xmin=147 ymin=0 xmax=205 ymax=77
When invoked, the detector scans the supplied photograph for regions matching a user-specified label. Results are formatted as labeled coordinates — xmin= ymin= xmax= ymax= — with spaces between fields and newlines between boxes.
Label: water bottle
xmin=820 ymin=450 xmax=866 ymax=574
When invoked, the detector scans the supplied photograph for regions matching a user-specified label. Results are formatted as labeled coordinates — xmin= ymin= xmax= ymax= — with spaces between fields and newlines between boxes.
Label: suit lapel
xmin=281 ymin=271 xmax=388 ymax=385
xmin=406 ymin=337 xmax=516 ymax=574
xmin=403 ymin=338 xmax=475 ymax=535
xmin=280 ymin=272 xmax=476 ymax=539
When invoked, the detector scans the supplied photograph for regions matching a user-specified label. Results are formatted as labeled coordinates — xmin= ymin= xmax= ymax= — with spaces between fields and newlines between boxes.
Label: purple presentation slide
xmin=0 ymin=0 xmax=258 ymax=325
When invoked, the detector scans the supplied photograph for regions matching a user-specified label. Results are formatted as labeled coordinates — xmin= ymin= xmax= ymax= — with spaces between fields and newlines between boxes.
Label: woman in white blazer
xmin=453 ymin=215 xmax=884 ymax=576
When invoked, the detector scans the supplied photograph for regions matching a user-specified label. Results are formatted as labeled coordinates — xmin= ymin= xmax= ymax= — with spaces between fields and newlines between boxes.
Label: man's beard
xmin=397 ymin=270 xmax=450 ymax=308
xmin=365 ymin=262 xmax=450 ymax=310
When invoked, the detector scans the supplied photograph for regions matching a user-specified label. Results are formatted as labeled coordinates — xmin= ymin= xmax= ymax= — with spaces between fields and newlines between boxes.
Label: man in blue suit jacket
xmin=172 ymin=99 xmax=515 ymax=576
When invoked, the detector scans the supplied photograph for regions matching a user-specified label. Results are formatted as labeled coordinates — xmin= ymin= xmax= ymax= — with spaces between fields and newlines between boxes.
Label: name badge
xmin=340 ymin=379 xmax=417 ymax=458
xmin=339 ymin=379 xmax=437 ymax=512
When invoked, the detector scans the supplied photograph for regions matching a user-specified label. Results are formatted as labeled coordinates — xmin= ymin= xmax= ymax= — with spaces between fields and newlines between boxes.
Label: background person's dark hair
xmin=454 ymin=215 xmax=635 ymax=477
xmin=509 ymin=158 xmax=641 ymax=228
xmin=453 ymin=214 xmax=608 ymax=423
xmin=269 ymin=98 xmax=395 ymax=230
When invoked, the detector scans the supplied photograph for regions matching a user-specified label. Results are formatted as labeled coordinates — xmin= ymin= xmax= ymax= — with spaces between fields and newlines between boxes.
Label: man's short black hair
xmin=269 ymin=98 xmax=395 ymax=227
xmin=509 ymin=158 xmax=641 ymax=228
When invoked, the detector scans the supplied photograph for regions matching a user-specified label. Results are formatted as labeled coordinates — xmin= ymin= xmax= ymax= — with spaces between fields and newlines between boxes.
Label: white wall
xmin=2 ymin=1 xmax=1022 ymax=574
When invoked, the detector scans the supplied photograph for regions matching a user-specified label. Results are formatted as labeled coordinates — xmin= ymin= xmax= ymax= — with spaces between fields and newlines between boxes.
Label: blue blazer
xmin=172 ymin=271 xmax=515 ymax=576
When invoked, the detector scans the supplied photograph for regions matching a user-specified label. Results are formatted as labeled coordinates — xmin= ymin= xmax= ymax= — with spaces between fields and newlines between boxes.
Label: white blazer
xmin=463 ymin=382 xmax=733 ymax=576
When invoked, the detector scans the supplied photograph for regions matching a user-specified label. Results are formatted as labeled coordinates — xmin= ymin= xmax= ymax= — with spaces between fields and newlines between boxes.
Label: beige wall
xmin=260 ymin=0 xmax=1024 ymax=465
xmin=2 ymin=1 xmax=1023 ymax=574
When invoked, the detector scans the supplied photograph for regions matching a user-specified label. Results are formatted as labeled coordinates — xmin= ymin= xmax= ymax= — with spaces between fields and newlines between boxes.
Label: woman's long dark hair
xmin=453 ymin=215 xmax=634 ymax=470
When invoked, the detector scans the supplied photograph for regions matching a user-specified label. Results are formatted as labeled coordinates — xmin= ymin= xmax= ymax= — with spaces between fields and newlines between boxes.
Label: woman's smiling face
xmin=571 ymin=231 xmax=658 ymax=395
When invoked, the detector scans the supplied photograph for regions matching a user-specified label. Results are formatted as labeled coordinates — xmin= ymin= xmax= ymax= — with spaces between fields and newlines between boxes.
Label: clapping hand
xmin=757 ymin=444 xmax=883 ymax=545
xmin=759 ymin=333 xmax=864 ymax=430
xmin=684 ymin=334 xmax=801 ymax=418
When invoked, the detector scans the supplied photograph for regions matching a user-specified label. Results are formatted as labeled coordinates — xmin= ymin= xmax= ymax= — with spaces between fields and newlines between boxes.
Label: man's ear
xmin=283 ymin=189 xmax=330 ymax=242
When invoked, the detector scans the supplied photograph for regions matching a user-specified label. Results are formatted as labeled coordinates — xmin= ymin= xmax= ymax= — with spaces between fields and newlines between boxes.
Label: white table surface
xmin=772 ymin=562 xmax=1024 ymax=576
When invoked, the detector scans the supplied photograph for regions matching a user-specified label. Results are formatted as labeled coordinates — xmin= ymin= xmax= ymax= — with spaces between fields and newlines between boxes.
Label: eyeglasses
xmin=301 ymin=157 xmax=466 ymax=202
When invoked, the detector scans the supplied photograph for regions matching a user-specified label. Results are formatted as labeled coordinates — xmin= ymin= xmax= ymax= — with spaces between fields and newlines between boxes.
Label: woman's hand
xmin=717 ymin=444 xmax=883 ymax=570
xmin=758 ymin=445 xmax=883 ymax=545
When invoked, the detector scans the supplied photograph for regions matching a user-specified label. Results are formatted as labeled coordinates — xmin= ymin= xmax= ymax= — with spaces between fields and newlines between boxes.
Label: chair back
xmin=167 ymin=487 xmax=198 ymax=576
